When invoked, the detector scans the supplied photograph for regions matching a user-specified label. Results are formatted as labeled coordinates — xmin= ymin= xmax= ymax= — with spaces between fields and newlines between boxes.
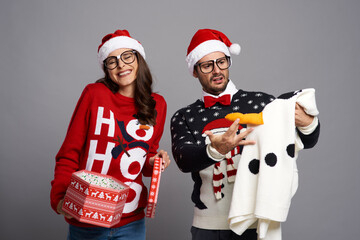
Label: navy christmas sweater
xmin=170 ymin=86 xmax=320 ymax=230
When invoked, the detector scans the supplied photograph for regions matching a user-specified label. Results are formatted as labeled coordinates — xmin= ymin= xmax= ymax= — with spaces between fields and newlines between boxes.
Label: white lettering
xmin=95 ymin=107 xmax=115 ymax=137
xmin=120 ymin=148 xmax=146 ymax=180
xmin=86 ymin=140 xmax=115 ymax=174
xmin=122 ymin=182 xmax=142 ymax=214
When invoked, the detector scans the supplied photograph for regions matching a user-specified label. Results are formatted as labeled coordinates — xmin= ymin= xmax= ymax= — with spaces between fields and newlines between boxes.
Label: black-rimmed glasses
xmin=195 ymin=56 xmax=231 ymax=74
xmin=103 ymin=50 xmax=137 ymax=70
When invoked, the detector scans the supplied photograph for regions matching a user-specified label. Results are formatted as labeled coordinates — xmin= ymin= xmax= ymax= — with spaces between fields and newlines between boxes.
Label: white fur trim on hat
xmin=97 ymin=36 xmax=145 ymax=65
xmin=186 ymin=40 xmax=231 ymax=75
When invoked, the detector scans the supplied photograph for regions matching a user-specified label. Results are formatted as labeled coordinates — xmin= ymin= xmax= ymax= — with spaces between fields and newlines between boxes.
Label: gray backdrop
xmin=1 ymin=0 xmax=359 ymax=239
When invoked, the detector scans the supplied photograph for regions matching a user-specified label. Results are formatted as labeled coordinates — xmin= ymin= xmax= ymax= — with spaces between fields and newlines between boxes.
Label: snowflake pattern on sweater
xmin=170 ymin=90 xmax=275 ymax=229
xmin=171 ymin=88 xmax=319 ymax=230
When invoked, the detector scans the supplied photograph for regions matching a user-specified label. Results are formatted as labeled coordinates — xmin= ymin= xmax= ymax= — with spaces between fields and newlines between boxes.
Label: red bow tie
xmin=204 ymin=94 xmax=231 ymax=108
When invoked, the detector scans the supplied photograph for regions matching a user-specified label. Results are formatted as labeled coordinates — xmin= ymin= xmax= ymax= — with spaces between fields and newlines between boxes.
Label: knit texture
xmin=171 ymin=83 xmax=320 ymax=230
xmin=171 ymin=87 xmax=275 ymax=229
xmin=228 ymin=89 xmax=319 ymax=239
xmin=51 ymin=83 xmax=166 ymax=228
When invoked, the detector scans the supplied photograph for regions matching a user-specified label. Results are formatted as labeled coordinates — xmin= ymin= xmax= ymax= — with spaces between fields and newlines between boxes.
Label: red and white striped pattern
xmin=213 ymin=146 xmax=241 ymax=200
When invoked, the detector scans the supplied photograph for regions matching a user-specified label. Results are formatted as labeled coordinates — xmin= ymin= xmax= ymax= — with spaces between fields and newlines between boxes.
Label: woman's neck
xmin=118 ymin=85 xmax=135 ymax=98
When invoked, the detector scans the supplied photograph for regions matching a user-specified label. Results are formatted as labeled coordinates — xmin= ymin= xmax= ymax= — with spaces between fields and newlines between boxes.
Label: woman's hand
xmin=57 ymin=198 xmax=73 ymax=219
xmin=149 ymin=150 xmax=170 ymax=172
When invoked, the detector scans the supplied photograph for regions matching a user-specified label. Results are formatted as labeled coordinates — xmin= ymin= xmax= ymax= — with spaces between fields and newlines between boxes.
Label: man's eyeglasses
xmin=194 ymin=56 xmax=231 ymax=74
xmin=103 ymin=50 xmax=137 ymax=70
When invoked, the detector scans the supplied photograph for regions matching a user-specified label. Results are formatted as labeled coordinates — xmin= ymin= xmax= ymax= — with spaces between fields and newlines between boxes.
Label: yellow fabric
xmin=225 ymin=112 xmax=264 ymax=125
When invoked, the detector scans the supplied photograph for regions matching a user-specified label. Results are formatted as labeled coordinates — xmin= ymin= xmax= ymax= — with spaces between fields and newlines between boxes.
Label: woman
xmin=50 ymin=29 xmax=170 ymax=240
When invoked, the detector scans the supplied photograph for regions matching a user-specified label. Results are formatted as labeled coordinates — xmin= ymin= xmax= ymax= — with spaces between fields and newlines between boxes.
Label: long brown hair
xmin=96 ymin=51 xmax=157 ymax=126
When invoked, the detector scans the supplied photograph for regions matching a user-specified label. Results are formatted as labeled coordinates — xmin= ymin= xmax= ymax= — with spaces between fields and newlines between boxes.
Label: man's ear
xmin=193 ymin=68 xmax=198 ymax=78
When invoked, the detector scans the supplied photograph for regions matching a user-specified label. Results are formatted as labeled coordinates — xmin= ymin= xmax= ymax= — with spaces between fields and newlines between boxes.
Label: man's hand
xmin=205 ymin=119 xmax=256 ymax=155
xmin=295 ymin=103 xmax=314 ymax=127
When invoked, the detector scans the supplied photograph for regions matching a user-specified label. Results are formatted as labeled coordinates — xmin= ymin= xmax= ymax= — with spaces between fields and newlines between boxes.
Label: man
xmin=170 ymin=29 xmax=320 ymax=240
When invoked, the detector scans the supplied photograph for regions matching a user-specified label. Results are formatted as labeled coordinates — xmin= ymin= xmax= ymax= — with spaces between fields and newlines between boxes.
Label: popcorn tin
xmin=146 ymin=157 xmax=162 ymax=218
xmin=62 ymin=170 xmax=129 ymax=228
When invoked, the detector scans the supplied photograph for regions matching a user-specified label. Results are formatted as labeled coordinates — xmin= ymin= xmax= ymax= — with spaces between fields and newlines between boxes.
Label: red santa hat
xmin=202 ymin=118 xmax=241 ymax=135
xmin=97 ymin=29 xmax=146 ymax=66
xmin=186 ymin=29 xmax=241 ymax=75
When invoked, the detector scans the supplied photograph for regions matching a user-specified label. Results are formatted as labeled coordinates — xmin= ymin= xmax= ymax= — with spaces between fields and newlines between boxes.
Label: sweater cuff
xmin=297 ymin=116 xmax=319 ymax=135
xmin=206 ymin=144 xmax=225 ymax=161
xmin=142 ymin=154 xmax=154 ymax=177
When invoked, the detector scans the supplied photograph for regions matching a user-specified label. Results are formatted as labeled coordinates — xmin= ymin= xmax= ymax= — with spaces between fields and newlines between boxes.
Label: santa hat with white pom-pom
xmin=97 ymin=29 xmax=146 ymax=67
xmin=186 ymin=29 xmax=241 ymax=75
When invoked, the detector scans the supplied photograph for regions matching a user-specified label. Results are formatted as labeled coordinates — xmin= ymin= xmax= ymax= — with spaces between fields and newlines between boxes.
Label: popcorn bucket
xmin=62 ymin=170 xmax=129 ymax=228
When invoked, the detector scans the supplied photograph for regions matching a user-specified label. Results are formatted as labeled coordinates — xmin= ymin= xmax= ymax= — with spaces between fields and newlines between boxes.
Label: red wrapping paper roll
xmin=146 ymin=157 xmax=162 ymax=218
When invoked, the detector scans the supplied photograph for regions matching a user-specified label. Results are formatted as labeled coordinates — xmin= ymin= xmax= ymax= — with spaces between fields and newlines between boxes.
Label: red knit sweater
xmin=50 ymin=82 xmax=167 ymax=228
